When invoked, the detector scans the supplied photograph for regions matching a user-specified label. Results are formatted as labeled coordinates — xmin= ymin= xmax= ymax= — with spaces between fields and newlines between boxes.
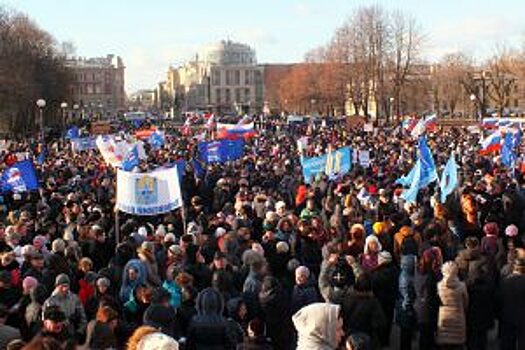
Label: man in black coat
xmin=370 ymin=251 xmax=398 ymax=347
xmin=498 ymin=248 xmax=525 ymax=350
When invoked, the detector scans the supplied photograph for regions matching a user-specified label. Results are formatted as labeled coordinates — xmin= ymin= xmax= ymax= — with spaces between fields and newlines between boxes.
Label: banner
xmin=0 ymin=160 xmax=38 ymax=193
xmin=198 ymin=139 xmax=244 ymax=163
xmin=71 ymin=137 xmax=97 ymax=152
xmin=301 ymin=146 xmax=352 ymax=184
xmin=116 ymin=167 xmax=182 ymax=216
xmin=96 ymin=135 xmax=134 ymax=168
xmin=359 ymin=150 xmax=370 ymax=168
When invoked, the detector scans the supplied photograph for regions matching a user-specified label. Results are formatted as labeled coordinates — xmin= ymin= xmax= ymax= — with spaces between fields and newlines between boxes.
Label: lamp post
xmin=36 ymin=99 xmax=46 ymax=143
xmin=470 ymin=94 xmax=477 ymax=119
xmin=60 ymin=102 xmax=68 ymax=130
xmin=98 ymin=103 xmax=104 ymax=120
xmin=73 ymin=104 xmax=79 ymax=123
xmin=389 ymin=97 xmax=395 ymax=122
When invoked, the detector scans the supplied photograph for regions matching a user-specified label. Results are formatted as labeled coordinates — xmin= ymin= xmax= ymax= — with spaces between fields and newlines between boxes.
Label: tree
xmin=0 ymin=6 xmax=73 ymax=134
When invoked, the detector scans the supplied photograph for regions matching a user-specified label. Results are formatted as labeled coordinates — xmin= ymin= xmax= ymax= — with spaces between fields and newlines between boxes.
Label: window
xmin=87 ymin=84 xmax=93 ymax=94
xmin=92 ymin=73 xmax=96 ymax=81
xmin=244 ymin=71 xmax=251 ymax=85
xmin=244 ymin=88 xmax=250 ymax=101
xmin=212 ymin=70 xmax=221 ymax=86
xmin=234 ymin=70 xmax=240 ymax=85
xmin=225 ymin=71 xmax=232 ymax=86
xmin=225 ymin=89 xmax=231 ymax=103
xmin=216 ymin=89 xmax=221 ymax=104
xmin=235 ymin=88 xmax=241 ymax=103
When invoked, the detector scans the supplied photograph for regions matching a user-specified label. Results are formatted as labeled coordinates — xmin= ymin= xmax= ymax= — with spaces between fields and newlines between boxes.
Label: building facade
xmin=65 ymin=54 xmax=126 ymax=116
xmin=160 ymin=40 xmax=264 ymax=115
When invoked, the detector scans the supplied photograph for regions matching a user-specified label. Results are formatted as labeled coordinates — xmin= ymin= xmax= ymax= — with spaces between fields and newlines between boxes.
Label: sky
xmin=3 ymin=0 xmax=524 ymax=93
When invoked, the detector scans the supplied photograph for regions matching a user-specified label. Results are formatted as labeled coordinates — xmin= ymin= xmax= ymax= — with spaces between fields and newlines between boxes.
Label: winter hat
xmin=136 ymin=332 xmax=179 ymax=350
xmin=156 ymin=225 xmax=167 ymax=237
xmin=96 ymin=277 xmax=111 ymax=289
xmin=364 ymin=235 xmax=382 ymax=255
xmin=21 ymin=244 xmax=35 ymax=258
xmin=378 ymin=251 xmax=392 ymax=265
xmin=276 ymin=241 xmax=289 ymax=254
xmin=215 ymin=227 xmax=227 ymax=238
xmin=22 ymin=276 xmax=38 ymax=292
xmin=168 ymin=245 xmax=182 ymax=256
xmin=483 ymin=222 xmax=499 ymax=236
xmin=141 ymin=241 xmax=155 ymax=253
xmin=55 ymin=273 xmax=70 ymax=287
xmin=372 ymin=222 xmax=387 ymax=235
xmin=275 ymin=201 xmax=286 ymax=211
xmin=505 ymin=224 xmax=519 ymax=238
xmin=164 ymin=233 xmax=176 ymax=243
xmin=287 ymin=258 xmax=301 ymax=272
xmin=52 ymin=239 xmax=66 ymax=254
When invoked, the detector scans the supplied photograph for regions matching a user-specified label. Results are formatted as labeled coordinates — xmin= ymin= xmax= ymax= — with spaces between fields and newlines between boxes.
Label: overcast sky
xmin=4 ymin=0 xmax=524 ymax=92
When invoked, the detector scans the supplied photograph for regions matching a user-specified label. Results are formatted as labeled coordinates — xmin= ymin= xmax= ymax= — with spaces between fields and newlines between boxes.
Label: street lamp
xmin=60 ymin=102 xmax=68 ymax=130
xmin=98 ymin=103 xmax=103 ymax=120
xmin=36 ymin=99 xmax=46 ymax=143
xmin=73 ymin=104 xmax=79 ymax=123
xmin=389 ymin=97 xmax=395 ymax=121
xmin=470 ymin=94 xmax=477 ymax=119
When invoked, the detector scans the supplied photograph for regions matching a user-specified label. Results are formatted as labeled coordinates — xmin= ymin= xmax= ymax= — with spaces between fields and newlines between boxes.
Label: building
xmin=160 ymin=40 xmax=264 ymax=115
xmin=65 ymin=54 xmax=126 ymax=116
xmin=128 ymin=89 xmax=156 ymax=110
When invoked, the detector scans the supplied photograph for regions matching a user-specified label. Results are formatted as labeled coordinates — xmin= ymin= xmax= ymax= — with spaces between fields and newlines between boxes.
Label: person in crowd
xmin=291 ymin=265 xmax=320 ymax=314
xmin=83 ymin=305 xmax=119 ymax=350
xmin=293 ymin=302 xmax=344 ymax=350
xmin=436 ymin=261 xmax=469 ymax=350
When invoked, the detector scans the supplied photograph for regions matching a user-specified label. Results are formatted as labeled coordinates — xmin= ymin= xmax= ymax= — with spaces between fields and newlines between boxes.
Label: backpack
xmin=400 ymin=235 xmax=418 ymax=256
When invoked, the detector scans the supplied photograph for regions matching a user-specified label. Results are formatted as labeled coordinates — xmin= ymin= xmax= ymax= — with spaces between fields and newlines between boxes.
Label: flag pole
xmin=115 ymin=207 xmax=120 ymax=245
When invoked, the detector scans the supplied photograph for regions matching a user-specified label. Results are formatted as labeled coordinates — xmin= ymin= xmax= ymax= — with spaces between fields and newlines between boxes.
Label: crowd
xmin=0 ymin=116 xmax=524 ymax=350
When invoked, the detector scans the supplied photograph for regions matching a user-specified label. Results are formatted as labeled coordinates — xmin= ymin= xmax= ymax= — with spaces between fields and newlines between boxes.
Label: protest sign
xmin=301 ymin=146 xmax=352 ymax=183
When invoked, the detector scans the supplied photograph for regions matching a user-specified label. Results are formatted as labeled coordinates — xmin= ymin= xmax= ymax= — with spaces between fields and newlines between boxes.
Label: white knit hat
xmin=137 ymin=332 xmax=179 ymax=350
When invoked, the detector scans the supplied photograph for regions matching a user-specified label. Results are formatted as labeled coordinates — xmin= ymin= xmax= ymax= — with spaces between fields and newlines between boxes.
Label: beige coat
xmin=436 ymin=278 xmax=469 ymax=345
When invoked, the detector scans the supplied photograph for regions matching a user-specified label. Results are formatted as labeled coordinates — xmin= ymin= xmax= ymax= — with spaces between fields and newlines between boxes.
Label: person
xmin=455 ymin=237 xmax=497 ymax=350
xmin=38 ymin=305 xmax=71 ymax=348
xmin=414 ymin=247 xmax=441 ymax=350
xmin=0 ymin=305 xmax=21 ymax=350
xmin=498 ymin=248 xmax=525 ymax=350
xmin=83 ymin=305 xmax=119 ymax=350
xmin=370 ymin=251 xmax=398 ymax=347
xmin=236 ymin=318 xmax=273 ymax=350
xmin=396 ymin=254 xmax=417 ymax=350
xmin=186 ymin=287 xmax=240 ymax=349
xmin=143 ymin=287 xmax=177 ymax=338
xmin=345 ymin=332 xmax=371 ymax=350
xmin=42 ymin=273 xmax=87 ymax=339
xmin=291 ymin=266 xmax=320 ymax=314
xmin=127 ymin=325 xmax=179 ymax=350
xmin=436 ymin=261 xmax=469 ymax=349
xmin=292 ymin=302 xmax=344 ymax=350
xmin=341 ymin=273 xmax=386 ymax=350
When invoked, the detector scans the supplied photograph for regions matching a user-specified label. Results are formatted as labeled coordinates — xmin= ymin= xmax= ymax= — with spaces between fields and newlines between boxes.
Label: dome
xmin=203 ymin=40 xmax=256 ymax=66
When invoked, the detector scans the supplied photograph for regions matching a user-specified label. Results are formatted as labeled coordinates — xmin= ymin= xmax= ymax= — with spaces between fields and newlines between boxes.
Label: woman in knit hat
xmin=436 ymin=261 xmax=468 ymax=348
xmin=360 ymin=235 xmax=382 ymax=272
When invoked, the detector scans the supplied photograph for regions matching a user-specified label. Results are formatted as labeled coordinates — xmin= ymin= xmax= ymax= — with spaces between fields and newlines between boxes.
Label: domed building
xmin=166 ymin=40 xmax=263 ymax=115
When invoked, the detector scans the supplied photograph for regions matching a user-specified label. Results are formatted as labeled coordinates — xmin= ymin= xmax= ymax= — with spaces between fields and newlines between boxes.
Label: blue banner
xmin=71 ymin=137 xmax=97 ymax=152
xmin=301 ymin=146 xmax=352 ymax=184
xmin=0 ymin=160 xmax=38 ymax=193
xmin=198 ymin=139 xmax=244 ymax=164
xmin=66 ymin=126 xmax=80 ymax=139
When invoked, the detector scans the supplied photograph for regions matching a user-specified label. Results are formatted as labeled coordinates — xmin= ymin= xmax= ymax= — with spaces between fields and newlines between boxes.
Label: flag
xmin=237 ymin=115 xmax=251 ymax=125
xmin=122 ymin=145 xmax=139 ymax=171
xmin=148 ymin=130 xmax=165 ymax=149
xmin=401 ymin=159 xmax=422 ymax=203
xmin=198 ymin=139 xmax=245 ymax=163
xmin=216 ymin=122 xmax=256 ymax=139
xmin=65 ymin=126 xmax=80 ymax=139
xmin=132 ymin=119 xmax=143 ymax=129
xmin=205 ymin=114 xmax=215 ymax=129
xmin=97 ymin=135 xmax=134 ymax=168
xmin=192 ymin=158 xmax=206 ymax=178
xmin=440 ymin=153 xmax=458 ymax=203
xmin=410 ymin=114 xmax=437 ymax=138
xmin=175 ymin=159 xmax=186 ymax=180
xmin=182 ymin=118 xmax=192 ymax=136
xmin=479 ymin=130 xmax=502 ymax=155
xmin=501 ymin=130 xmax=519 ymax=169
xmin=0 ymin=160 xmax=38 ymax=193
xmin=36 ymin=148 xmax=46 ymax=165
xmin=418 ymin=136 xmax=438 ymax=187
xmin=396 ymin=162 xmax=418 ymax=187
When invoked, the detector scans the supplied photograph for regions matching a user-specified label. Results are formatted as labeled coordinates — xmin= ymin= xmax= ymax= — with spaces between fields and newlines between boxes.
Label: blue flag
xmin=176 ymin=159 xmax=186 ymax=180
xmin=122 ymin=146 xmax=139 ymax=171
xmin=0 ymin=160 xmax=38 ymax=193
xmin=66 ymin=126 xmax=80 ymax=139
xmin=396 ymin=163 xmax=418 ymax=187
xmin=502 ymin=132 xmax=517 ymax=168
xmin=192 ymin=158 xmax=206 ymax=178
xmin=440 ymin=153 xmax=458 ymax=203
xmin=36 ymin=148 xmax=46 ymax=165
xmin=148 ymin=131 xmax=165 ymax=150
xmin=401 ymin=159 xmax=422 ymax=203
xmin=132 ymin=119 xmax=143 ymax=129
xmin=198 ymin=139 xmax=244 ymax=163
xmin=418 ymin=136 xmax=438 ymax=188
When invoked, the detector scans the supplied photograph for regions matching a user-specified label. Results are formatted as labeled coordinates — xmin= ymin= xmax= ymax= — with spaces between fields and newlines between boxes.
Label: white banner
xmin=117 ymin=167 xmax=182 ymax=216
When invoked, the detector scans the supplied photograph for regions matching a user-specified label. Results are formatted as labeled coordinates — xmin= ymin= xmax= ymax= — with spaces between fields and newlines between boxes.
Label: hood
xmin=195 ymin=287 xmax=224 ymax=316
xmin=293 ymin=303 xmax=341 ymax=349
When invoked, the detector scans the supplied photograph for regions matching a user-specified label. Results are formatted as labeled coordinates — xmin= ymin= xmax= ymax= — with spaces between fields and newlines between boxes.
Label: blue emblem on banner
xmin=135 ymin=176 xmax=158 ymax=205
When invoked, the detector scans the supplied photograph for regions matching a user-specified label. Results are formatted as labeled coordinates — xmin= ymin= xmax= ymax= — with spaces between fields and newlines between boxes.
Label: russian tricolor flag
xmin=479 ymin=130 xmax=502 ymax=155
xmin=216 ymin=122 xmax=256 ymax=139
